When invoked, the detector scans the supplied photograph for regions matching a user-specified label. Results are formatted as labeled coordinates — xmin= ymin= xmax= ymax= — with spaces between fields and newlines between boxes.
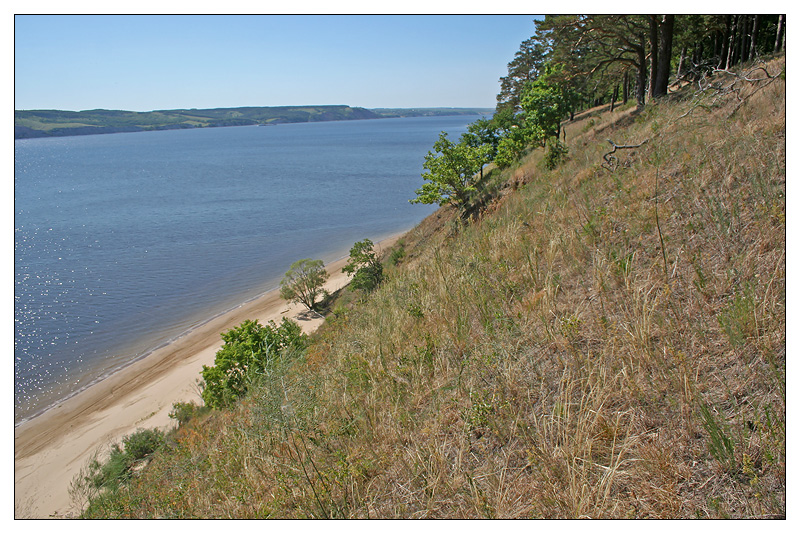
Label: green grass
xmin=75 ymin=57 xmax=785 ymax=519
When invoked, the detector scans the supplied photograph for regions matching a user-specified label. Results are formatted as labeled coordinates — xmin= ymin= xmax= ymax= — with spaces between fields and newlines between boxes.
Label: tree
xmin=520 ymin=64 xmax=573 ymax=142
xmin=496 ymin=35 xmax=550 ymax=112
xmin=539 ymin=15 xmax=651 ymax=108
xmin=342 ymin=238 xmax=384 ymax=292
xmin=461 ymin=117 xmax=500 ymax=163
xmin=200 ymin=318 xmax=307 ymax=409
xmin=410 ymin=132 xmax=491 ymax=208
xmin=655 ymin=15 xmax=675 ymax=97
xmin=279 ymin=258 xmax=329 ymax=311
xmin=494 ymin=126 xmax=529 ymax=169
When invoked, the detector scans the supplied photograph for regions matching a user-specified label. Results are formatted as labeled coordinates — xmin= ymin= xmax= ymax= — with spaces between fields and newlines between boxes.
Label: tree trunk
xmin=749 ymin=15 xmax=760 ymax=61
xmin=740 ymin=15 xmax=750 ymax=65
xmin=720 ymin=15 xmax=732 ymax=69
xmin=610 ymin=84 xmax=619 ymax=112
xmin=623 ymin=69 xmax=629 ymax=103
xmin=774 ymin=14 xmax=784 ymax=53
xmin=648 ymin=15 xmax=659 ymax=99
xmin=725 ymin=15 xmax=738 ymax=69
xmin=655 ymin=15 xmax=674 ymax=97
xmin=676 ymin=46 xmax=686 ymax=81
xmin=636 ymin=34 xmax=647 ymax=108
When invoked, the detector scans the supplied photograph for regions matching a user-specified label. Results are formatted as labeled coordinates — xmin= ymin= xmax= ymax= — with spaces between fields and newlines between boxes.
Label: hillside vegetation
xmin=14 ymin=105 xmax=379 ymax=138
xmin=75 ymin=57 xmax=785 ymax=519
xmin=14 ymin=106 xmax=492 ymax=139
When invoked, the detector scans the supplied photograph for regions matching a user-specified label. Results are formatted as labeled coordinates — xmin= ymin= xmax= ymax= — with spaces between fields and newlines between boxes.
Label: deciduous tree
xmin=279 ymin=258 xmax=329 ymax=311
xmin=410 ymin=132 xmax=491 ymax=208
xmin=200 ymin=318 xmax=307 ymax=409
xmin=342 ymin=239 xmax=384 ymax=293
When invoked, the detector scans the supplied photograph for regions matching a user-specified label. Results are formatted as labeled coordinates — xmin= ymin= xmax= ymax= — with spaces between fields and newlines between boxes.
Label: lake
xmin=14 ymin=115 xmax=479 ymax=424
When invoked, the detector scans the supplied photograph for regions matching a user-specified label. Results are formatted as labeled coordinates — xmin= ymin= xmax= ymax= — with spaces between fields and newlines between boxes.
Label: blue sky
xmin=14 ymin=14 xmax=542 ymax=111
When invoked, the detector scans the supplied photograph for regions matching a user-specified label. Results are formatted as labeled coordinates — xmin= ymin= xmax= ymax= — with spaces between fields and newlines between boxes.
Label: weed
xmin=717 ymin=285 xmax=757 ymax=347
xmin=699 ymin=403 xmax=736 ymax=472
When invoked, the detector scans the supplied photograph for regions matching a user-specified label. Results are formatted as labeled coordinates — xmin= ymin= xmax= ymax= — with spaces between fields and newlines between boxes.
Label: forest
xmin=497 ymin=15 xmax=785 ymax=112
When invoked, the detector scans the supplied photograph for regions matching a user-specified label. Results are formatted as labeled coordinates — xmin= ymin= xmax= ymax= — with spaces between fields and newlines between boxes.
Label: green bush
xmin=342 ymin=239 xmax=384 ymax=292
xmin=542 ymin=139 xmax=569 ymax=170
xmin=88 ymin=428 xmax=166 ymax=491
xmin=389 ymin=244 xmax=406 ymax=266
xmin=169 ymin=401 xmax=209 ymax=425
xmin=200 ymin=318 xmax=307 ymax=409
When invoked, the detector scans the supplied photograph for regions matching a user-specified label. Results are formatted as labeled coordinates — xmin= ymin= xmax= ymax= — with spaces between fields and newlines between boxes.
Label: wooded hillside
xmin=14 ymin=105 xmax=380 ymax=139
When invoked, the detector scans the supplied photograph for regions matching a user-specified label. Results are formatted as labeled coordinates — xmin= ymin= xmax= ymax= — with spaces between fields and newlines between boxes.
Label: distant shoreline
xmin=14 ymin=106 xmax=493 ymax=139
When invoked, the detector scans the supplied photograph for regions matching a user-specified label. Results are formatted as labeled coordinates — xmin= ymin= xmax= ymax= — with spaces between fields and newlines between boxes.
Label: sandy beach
xmin=14 ymin=234 xmax=402 ymax=518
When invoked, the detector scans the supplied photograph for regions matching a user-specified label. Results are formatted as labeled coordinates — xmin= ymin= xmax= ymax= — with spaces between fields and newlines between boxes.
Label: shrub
xmin=200 ymin=318 xmax=307 ymax=409
xmin=543 ymin=139 xmax=569 ymax=170
xmin=169 ymin=401 xmax=209 ymax=425
xmin=388 ymin=244 xmax=406 ymax=266
xmin=342 ymin=239 xmax=384 ymax=292
xmin=87 ymin=428 xmax=166 ymax=491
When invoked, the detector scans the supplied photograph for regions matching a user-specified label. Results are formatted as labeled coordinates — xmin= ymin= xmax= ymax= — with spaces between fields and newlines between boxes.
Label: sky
xmin=14 ymin=14 xmax=543 ymax=112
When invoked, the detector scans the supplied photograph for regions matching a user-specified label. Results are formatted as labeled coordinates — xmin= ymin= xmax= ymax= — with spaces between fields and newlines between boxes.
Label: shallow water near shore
xmin=14 ymin=115 xmax=478 ymax=424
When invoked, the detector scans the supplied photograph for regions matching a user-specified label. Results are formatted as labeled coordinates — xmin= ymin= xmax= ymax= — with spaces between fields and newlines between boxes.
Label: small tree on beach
xmin=279 ymin=258 xmax=329 ymax=311
xmin=342 ymin=238 xmax=384 ymax=293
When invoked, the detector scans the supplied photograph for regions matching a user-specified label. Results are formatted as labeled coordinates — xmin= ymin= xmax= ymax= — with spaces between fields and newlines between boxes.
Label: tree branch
xmin=602 ymin=138 xmax=650 ymax=172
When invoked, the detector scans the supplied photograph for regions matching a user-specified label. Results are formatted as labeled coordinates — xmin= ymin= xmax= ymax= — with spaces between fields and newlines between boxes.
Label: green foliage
xmin=388 ymin=244 xmax=406 ymax=266
xmin=493 ymin=64 xmax=575 ymax=170
xmin=123 ymin=428 xmax=166 ymax=460
xmin=461 ymin=118 xmax=501 ymax=162
xmin=88 ymin=428 xmax=166 ymax=491
xmin=700 ymin=404 xmax=736 ymax=472
xmin=169 ymin=401 xmax=209 ymax=425
xmin=410 ymin=131 xmax=492 ymax=208
xmin=279 ymin=258 xmax=329 ymax=311
xmin=496 ymin=35 xmax=550 ymax=112
xmin=201 ymin=318 xmax=307 ymax=409
xmin=543 ymin=139 xmax=569 ymax=170
xmin=717 ymin=286 xmax=757 ymax=347
xmin=494 ymin=127 xmax=529 ymax=169
xmin=342 ymin=239 xmax=384 ymax=293
xmin=521 ymin=64 xmax=575 ymax=140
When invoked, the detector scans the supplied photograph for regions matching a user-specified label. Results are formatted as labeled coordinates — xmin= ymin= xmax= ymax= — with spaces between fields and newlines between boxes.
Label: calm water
xmin=14 ymin=115 xmax=477 ymax=424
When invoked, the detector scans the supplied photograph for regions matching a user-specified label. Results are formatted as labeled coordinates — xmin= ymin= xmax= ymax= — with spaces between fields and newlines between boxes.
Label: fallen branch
xmin=601 ymin=59 xmax=781 ymax=172
xmin=602 ymin=138 xmax=649 ymax=172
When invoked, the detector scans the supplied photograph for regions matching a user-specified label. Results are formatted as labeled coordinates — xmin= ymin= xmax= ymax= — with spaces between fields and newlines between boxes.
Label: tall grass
xmin=78 ymin=57 xmax=785 ymax=518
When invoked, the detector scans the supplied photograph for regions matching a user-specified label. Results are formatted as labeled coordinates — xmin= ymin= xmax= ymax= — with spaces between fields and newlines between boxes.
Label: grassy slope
xmin=79 ymin=58 xmax=785 ymax=519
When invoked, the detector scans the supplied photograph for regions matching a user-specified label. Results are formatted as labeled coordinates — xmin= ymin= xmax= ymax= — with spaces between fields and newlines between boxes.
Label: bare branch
xmin=602 ymin=138 xmax=650 ymax=172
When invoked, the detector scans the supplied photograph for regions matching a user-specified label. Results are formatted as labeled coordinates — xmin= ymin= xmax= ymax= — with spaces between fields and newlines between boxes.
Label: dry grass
xmin=79 ymin=57 xmax=785 ymax=519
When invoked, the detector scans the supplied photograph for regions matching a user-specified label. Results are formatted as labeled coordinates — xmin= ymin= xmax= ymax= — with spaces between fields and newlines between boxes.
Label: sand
xmin=14 ymin=234 xmax=402 ymax=518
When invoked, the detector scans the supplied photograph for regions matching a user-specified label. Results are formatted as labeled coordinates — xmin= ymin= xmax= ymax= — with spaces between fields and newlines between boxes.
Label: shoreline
xmin=14 ymin=232 xmax=404 ymax=518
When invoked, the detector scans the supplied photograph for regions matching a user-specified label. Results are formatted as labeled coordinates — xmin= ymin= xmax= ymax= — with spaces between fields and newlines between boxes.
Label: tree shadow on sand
xmin=292 ymin=287 xmax=345 ymax=322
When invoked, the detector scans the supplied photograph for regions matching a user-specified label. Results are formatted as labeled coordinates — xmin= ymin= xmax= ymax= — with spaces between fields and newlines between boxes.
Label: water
xmin=14 ymin=115 xmax=479 ymax=424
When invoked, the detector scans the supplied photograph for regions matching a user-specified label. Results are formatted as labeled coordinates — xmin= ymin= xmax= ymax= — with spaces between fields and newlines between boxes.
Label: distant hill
xmin=370 ymin=107 xmax=493 ymax=118
xmin=14 ymin=105 xmax=379 ymax=139
xmin=14 ymin=105 xmax=492 ymax=139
